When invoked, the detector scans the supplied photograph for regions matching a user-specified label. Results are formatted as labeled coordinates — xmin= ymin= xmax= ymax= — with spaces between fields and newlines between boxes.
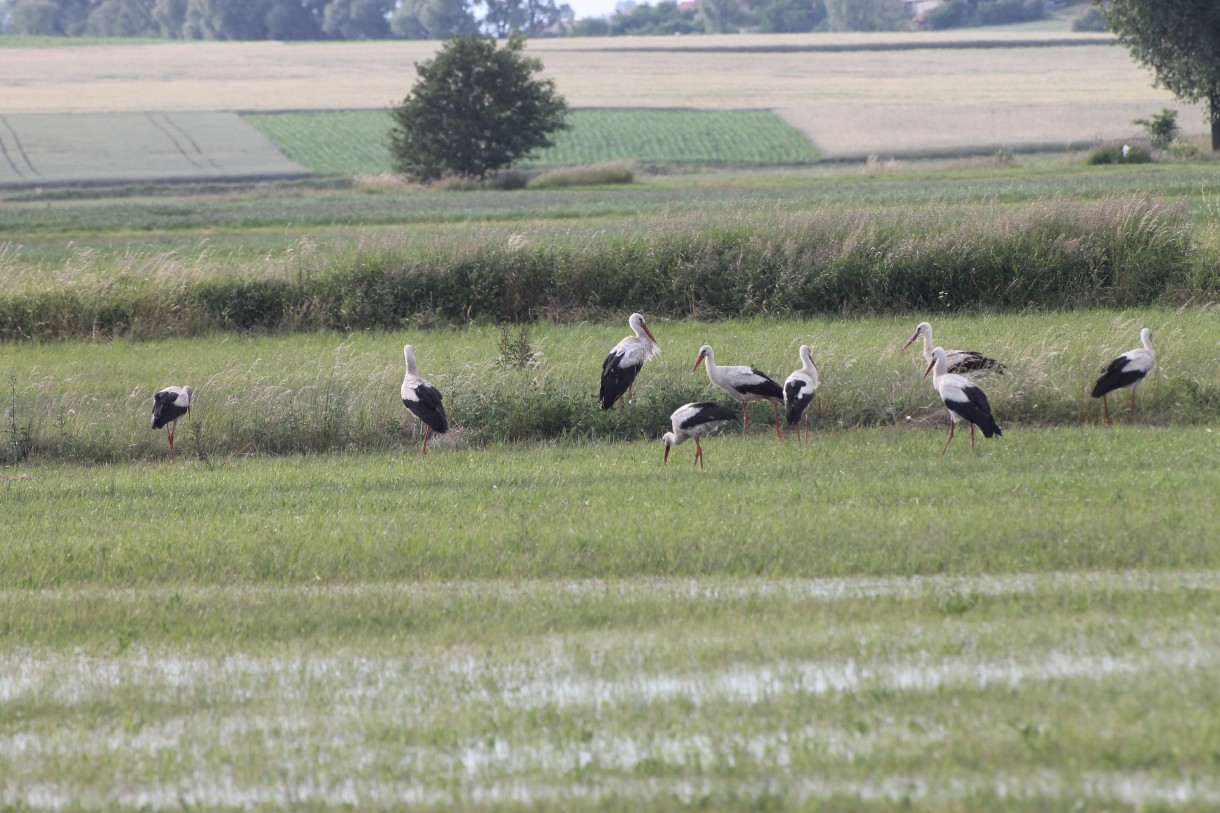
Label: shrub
xmin=1086 ymin=144 xmax=1152 ymax=165
xmin=1133 ymin=108 xmax=1181 ymax=150
xmin=528 ymin=162 xmax=636 ymax=189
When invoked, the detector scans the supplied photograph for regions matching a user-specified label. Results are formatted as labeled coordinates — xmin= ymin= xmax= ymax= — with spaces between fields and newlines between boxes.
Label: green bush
xmin=1086 ymin=144 xmax=1152 ymax=165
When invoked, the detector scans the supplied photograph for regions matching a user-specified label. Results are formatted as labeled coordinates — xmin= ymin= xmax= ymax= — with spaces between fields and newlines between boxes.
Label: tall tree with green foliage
xmin=388 ymin=35 xmax=568 ymax=182
xmin=1102 ymin=0 xmax=1220 ymax=151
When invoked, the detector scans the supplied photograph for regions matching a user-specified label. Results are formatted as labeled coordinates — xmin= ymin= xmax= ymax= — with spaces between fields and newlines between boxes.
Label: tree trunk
xmin=1213 ymin=92 xmax=1220 ymax=152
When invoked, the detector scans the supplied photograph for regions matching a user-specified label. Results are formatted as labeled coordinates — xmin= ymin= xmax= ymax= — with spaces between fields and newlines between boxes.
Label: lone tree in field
xmin=388 ymin=35 xmax=568 ymax=182
xmin=1102 ymin=0 xmax=1220 ymax=151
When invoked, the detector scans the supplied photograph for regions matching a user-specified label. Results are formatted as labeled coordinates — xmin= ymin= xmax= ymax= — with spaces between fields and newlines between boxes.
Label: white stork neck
xmin=403 ymin=348 xmax=417 ymax=378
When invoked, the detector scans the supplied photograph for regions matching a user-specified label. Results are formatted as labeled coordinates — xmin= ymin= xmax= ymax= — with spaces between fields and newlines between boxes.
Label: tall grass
xmin=0 ymin=196 xmax=1209 ymax=342
xmin=1 ymin=309 xmax=1215 ymax=465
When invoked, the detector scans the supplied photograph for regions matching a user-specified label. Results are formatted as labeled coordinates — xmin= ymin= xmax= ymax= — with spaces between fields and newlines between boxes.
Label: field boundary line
xmin=0 ymin=116 xmax=39 ymax=179
xmin=146 ymin=112 xmax=217 ymax=170
xmin=549 ymin=37 xmax=1113 ymax=55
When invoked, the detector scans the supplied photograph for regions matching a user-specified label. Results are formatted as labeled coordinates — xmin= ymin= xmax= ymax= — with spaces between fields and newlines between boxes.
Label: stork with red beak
xmin=663 ymin=401 xmax=738 ymax=469
xmin=1092 ymin=327 xmax=1156 ymax=427
xmin=692 ymin=344 xmax=784 ymax=438
xmin=924 ymin=346 xmax=1002 ymax=455
xmin=600 ymin=312 xmax=661 ymax=410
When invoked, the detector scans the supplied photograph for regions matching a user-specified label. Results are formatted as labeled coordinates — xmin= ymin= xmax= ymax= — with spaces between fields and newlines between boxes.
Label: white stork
xmin=924 ymin=346 xmax=1002 ymax=455
xmin=401 ymin=344 xmax=448 ymax=453
xmin=783 ymin=344 xmax=820 ymax=444
xmin=1092 ymin=327 xmax=1156 ymax=428
xmin=904 ymin=321 xmax=1005 ymax=376
xmin=151 ymin=385 xmax=192 ymax=459
xmin=600 ymin=312 xmax=660 ymax=410
xmin=662 ymin=401 xmax=738 ymax=469
xmin=693 ymin=344 xmax=785 ymax=438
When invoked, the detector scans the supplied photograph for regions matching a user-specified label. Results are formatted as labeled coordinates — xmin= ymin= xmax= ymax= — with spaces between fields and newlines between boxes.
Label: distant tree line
xmin=0 ymin=0 xmax=1060 ymax=39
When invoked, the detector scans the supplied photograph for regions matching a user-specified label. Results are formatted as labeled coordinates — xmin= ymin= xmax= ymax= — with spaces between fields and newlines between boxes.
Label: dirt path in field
xmin=0 ymin=34 xmax=1204 ymax=160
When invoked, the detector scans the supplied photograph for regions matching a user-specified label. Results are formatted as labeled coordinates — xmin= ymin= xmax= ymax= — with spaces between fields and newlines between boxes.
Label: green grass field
xmin=2 ymin=429 xmax=1218 ymax=809
xmin=242 ymin=108 xmax=822 ymax=175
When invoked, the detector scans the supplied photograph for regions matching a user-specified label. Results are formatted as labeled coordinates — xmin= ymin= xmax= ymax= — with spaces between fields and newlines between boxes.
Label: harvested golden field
xmin=1 ymin=33 xmax=1202 ymax=157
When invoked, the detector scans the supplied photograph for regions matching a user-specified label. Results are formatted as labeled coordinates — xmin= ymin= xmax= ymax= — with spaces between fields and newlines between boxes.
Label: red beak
xmin=663 ymin=444 xmax=671 ymax=465
xmin=642 ymin=322 xmax=657 ymax=345
xmin=692 ymin=353 xmax=704 ymax=372
xmin=903 ymin=333 xmax=919 ymax=350
xmin=923 ymin=357 xmax=936 ymax=378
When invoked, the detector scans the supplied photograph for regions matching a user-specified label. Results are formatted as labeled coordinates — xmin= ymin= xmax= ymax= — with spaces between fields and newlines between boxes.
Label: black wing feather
xmin=945 ymin=385 xmax=1002 ymax=438
xmin=599 ymin=350 xmax=641 ymax=410
xmin=784 ymin=380 xmax=814 ymax=426
xmin=405 ymin=384 xmax=448 ymax=433
xmin=151 ymin=390 xmax=188 ymax=429
xmin=1091 ymin=355 xmax=1146 ymax=398
xmin=737 ymin=370 xmax=784 ymax=401
xmin=949 ymin=351 xmax=1006 ymax=375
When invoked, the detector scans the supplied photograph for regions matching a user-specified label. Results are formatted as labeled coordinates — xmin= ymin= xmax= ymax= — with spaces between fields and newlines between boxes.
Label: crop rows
xmin=242 ymin=108 xmax=821 ymax=176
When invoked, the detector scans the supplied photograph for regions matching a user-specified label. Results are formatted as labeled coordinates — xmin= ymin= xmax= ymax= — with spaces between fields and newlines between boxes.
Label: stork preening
xmin=401 ymin=344 xmax=448 ymax=453
xmin=904 ymin=321 xmax=1005 ymax=376
xmin=599 ymin=312 xmax=661 ymax=410
xmin=151 ymin=385 xmax=192 ymax=459
xmin=924 ymin=347 xmax=1002 ymax=455
xmin=692 ymin=344 xmax=785 ymax=438
xmin=783 ymin=344 xmax=820 ymax=444
xmin=662 ymin=401 xmax=738 ymax=469
xmin=1092 ymin=327 xmax=1156 ymax=428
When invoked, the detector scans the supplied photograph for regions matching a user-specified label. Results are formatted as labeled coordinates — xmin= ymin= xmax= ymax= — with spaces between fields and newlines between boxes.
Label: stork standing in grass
xmin=924 ymin=346 xmax=1002 ymax=455
xmin=151 ymin=385 xmax=192 ymax=459
xmin=662 ymin=401 xmax=738 ymax=469
xmin=784 ymin=344 xmax=820 ymax=444
xmin=904 ymin=321 xmax=1005 ymax=376
xmin=401 ymin=344 xmax=448 ymax=453
xmin=1092 ymin=327 xmax=1156 ymax=428
xmin=600 ymin=312 xmax=660 ymax=410
xmin=692 ymin=344 xmax=785 ymax=438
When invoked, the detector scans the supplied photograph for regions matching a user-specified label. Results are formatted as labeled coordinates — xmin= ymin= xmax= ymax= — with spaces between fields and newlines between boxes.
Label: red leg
xmin=421 ymin=424 xmax=430 ymax=454
xmin=168 ymin=424 xmax=175 ymax=459
xmin=970 ymin=422 xmax=976 ymax=449
xmin=804 ymin=412 xmax=810 ymax=445
xmin=940 ymin=421 xmax=955 ymax=456
xmin=695 ymin=437 xmax=704 ymax=469
xmin=741 ymin=404 xmax=749 ymax=435
xmin=1102 ymin=394 xmax=1111 ymax=428
xmin=771 ymin=400 xmax=782 ymax=439
xmin=1130 ymin=386 xmax=1137 ymax=416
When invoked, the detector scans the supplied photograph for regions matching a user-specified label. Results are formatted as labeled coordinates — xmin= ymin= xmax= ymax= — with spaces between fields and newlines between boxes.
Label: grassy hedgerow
xmin=0 ymin=195 xmax=1207 ymax=342
xmin=0 ymin=309 xmax=1216 ymax=465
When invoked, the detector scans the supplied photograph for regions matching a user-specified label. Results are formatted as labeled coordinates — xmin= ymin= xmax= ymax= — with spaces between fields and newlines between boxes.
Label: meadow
xmin=2 ymin=34 xmax=1220 ymax=811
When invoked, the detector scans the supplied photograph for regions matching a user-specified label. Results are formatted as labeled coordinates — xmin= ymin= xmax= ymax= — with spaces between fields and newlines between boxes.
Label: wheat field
xmin=3 ymin=33 xmax=1202 ymax=157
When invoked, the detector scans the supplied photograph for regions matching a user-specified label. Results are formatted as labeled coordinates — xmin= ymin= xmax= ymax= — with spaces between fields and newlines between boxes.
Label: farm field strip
xmin=0 ymin=36 xmax=1202 ymax=158
xmin=4 ymin=570 xmax=1220 ymax=809
xmin=242 ymin=108 xmax=822 ymax=175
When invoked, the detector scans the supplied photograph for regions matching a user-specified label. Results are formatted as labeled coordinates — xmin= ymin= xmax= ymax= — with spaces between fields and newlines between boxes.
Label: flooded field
xmin=4 ymin=571 xmax=1219 ymax=810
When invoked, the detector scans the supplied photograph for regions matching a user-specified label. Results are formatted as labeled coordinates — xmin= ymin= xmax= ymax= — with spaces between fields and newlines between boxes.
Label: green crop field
xmin=242 ymin=109 xmax=822 ymax=175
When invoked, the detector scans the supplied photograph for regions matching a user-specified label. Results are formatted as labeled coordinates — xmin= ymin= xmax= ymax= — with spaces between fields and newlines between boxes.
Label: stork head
xmin=923 ymin=346 xmax=947 ymax=379
xmin=629 ymin=312 xmax=658 ymax=347
xmin=692 ymin=345 xmax=712 ymax=372
xmin=184 ymin=385 xmax=194 ymax=417
xmin=662 ymin=432 xmax=677 ymax=465
xmin=903 ymin=322 xmax=931 ymax=350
